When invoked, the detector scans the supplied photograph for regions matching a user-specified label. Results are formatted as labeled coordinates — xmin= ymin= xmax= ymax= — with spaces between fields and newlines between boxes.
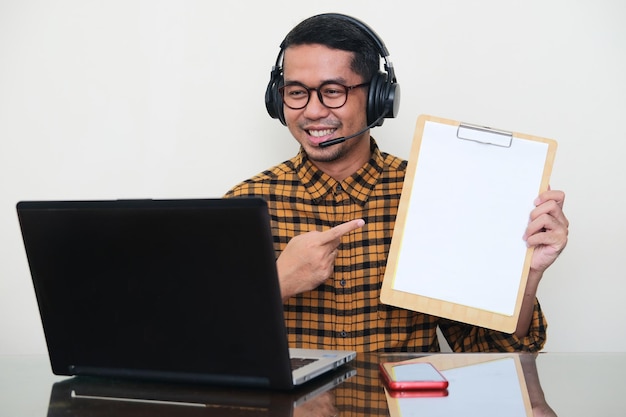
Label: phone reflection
xmin=46 ymin=367 xmax=355 ymax=417
xmin=382 ymin=353 xmax=557 ymax=417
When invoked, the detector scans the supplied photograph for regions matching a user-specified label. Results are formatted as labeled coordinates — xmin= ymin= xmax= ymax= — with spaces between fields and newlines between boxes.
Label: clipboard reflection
xmin=384 ymin=353 xmax=557 ymax=417
xmin=46 ymin=367 xmax=355 ymax=417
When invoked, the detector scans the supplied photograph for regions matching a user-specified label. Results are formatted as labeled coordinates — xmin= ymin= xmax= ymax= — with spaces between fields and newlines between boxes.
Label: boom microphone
xmin=318 ymin=111 xmax=387 ymax=148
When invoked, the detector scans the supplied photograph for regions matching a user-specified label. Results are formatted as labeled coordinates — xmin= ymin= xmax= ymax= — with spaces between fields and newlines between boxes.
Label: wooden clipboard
xmin=380 ymin=115 xmax=557 ymax=333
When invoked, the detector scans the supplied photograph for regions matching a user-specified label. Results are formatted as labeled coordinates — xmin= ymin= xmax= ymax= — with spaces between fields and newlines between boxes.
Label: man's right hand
xmin=276 ymin=218 xmax=365 ymax=301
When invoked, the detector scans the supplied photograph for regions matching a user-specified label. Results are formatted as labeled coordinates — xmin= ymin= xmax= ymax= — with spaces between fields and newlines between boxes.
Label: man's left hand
xmin=524 ymin=188 xmax=569 ymax=274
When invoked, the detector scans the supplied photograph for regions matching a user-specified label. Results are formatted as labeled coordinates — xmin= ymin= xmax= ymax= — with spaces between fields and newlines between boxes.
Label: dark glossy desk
xmin=1 ymin=352 xmax=623 ymax=416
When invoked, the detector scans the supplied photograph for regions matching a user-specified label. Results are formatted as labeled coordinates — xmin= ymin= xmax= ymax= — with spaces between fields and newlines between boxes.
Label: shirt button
xmin=340 ymin=279 xmax=347 ymax=286
xmin=336 ymin=184 xmax=343 ymax=192
xmin=340 ymin=331 xmax=348 ymax=338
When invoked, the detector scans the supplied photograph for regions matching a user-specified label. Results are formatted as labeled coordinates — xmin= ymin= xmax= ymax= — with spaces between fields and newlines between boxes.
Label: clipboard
xmin=380 ymin=115 xmax=557 ymax=333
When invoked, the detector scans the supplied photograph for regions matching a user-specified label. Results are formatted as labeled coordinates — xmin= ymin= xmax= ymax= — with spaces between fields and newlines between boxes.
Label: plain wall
xmin=1 ymin=0 xmax=624 ymax=354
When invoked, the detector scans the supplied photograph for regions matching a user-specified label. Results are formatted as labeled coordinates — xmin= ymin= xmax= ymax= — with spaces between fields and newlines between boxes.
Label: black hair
xmin=282 ymin=14 xmax=380 ymax=82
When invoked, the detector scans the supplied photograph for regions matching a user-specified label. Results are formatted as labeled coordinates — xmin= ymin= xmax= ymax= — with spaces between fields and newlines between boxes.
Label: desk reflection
xmin=379 ymin=353 xmax=556 ymax=417
xmin=46 ymin=353 xmax=555 ymax=417
xmin=47 ymin=366 xmax=356 ymax=417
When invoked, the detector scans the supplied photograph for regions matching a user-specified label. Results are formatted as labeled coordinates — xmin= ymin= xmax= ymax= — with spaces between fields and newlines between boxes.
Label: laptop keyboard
xmin=290 ymin=357 xmax=318 ymax=371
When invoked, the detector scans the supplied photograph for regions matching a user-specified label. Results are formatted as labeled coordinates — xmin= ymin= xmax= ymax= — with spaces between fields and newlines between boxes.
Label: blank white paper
xmin=392 ymin=121 xmax=548 ymax=316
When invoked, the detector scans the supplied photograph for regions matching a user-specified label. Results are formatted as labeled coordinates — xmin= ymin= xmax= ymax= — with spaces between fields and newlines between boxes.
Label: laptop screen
xmin=18 ymin=198 xmax=294 ymax=388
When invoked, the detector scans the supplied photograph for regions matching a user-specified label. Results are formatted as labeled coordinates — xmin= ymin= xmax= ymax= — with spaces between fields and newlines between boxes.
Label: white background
xmin=1 ymin=0 xmax=624 ymax=354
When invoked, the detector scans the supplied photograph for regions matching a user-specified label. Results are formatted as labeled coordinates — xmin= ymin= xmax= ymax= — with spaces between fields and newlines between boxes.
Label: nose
xmin=302 ymin=90 xmax=330 ymax=120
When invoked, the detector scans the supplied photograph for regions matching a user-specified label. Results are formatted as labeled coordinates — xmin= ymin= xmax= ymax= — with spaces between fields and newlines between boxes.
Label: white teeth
xmin=309 ymin=129 xmax=334 ymax=137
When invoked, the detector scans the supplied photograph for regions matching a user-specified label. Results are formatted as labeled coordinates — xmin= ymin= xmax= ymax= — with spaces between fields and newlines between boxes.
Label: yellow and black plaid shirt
xmin=225 ymin=139 xmax=547 ymax=353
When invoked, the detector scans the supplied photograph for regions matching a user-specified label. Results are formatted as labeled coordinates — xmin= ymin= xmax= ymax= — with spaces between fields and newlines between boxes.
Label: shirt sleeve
xmin=438 ymin=298 xmax=547 ymax=352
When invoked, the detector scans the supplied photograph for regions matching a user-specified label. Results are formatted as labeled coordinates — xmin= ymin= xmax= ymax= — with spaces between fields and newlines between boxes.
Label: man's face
xmin=281 ymin=44 xmax=369 ymax=164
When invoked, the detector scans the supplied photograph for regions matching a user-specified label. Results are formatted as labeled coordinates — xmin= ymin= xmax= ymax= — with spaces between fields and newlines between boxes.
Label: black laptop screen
xmin=17 ymin=198 xmax=293 ymax=387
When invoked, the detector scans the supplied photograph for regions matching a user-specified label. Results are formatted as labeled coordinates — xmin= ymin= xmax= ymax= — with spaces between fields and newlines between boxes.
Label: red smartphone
xmin=379 ymin=361 xmax=449 ymax=391
xmin=386 ymin=388 xmax=449 ymax=398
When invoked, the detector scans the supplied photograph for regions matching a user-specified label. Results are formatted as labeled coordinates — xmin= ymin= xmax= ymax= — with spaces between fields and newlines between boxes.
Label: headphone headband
xmin=319 ymin=13 xmax=391 ymax=68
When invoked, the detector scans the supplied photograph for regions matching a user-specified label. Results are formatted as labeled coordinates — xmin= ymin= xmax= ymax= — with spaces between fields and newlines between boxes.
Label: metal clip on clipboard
xmin=457 ymin=123 xmax=513 ymax=148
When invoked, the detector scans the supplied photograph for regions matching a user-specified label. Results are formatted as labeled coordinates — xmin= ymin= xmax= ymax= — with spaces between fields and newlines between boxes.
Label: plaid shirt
xmin=225 ymin=139 xmax=547 ymax=352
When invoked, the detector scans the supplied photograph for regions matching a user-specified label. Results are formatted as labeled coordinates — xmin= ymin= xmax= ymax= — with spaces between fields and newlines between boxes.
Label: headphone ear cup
xmin=367 ymin=72 xmax=386 ymax=126
xmin=386 ymin=80 xmax=400 ymax=120
xmin=367 ymin=71 xmax=400 ymax=126
xmin=265 ymin=71 xmax=286 ymax=126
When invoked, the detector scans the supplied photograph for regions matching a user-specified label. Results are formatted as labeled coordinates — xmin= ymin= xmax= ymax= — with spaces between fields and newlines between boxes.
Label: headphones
xmin=265 ymin=13 xmax=400 ymax=127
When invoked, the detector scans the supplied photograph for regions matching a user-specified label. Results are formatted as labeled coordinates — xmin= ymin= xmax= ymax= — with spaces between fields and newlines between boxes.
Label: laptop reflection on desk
xmin=47 ymin=366 xmax=356 ymax=417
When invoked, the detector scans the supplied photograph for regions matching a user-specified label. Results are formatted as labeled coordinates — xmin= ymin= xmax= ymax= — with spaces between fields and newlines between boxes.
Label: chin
xmin=306 ymin=144 xmax=345 ymax=163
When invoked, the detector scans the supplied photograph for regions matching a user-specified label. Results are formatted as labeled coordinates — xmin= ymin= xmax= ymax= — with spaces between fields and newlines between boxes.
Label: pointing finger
xmin=321 ymin=219 xmax=365 ymax=243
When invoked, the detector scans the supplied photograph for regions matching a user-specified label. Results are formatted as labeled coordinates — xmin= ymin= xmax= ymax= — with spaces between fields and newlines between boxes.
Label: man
xmin=225 ymin=13 xmax=568 ymax=352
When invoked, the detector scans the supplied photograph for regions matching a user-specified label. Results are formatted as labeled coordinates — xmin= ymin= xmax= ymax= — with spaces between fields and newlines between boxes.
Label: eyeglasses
xmin=279 ymin=81 xmax=370 ymax=110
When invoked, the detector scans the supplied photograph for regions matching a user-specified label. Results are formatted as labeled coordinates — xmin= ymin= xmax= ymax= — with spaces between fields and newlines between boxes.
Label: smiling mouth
xmin=307 ymin=128 xmax=336 ymax=138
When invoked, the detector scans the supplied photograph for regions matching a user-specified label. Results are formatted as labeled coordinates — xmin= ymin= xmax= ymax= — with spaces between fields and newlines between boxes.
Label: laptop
xmin=16 ymin=198 xmax=356 ymax=390
xmin=47 ymin=366 xmax=356 ymax=416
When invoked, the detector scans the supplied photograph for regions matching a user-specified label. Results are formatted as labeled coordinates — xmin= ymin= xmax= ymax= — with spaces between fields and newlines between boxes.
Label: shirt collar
xmin=295 ymin=138 xmax=385 ymax=206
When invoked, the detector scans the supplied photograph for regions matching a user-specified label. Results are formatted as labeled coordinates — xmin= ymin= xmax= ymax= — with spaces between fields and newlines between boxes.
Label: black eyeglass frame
xmin=279 ymin=81 xmax=370 ymax=110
